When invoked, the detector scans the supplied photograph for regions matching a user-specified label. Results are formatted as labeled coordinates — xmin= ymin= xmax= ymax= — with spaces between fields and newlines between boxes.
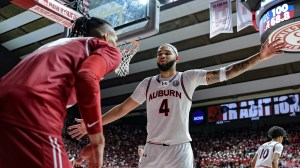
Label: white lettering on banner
xmin=262 ymin=98 xmax=272 ymax=116
xmin=29 ymin=5 xmax=73 ymax=29
xmin=273 ymin=94 xmax=300 ymax=115
xmin=248 ymin=100 xmax=257 ymax=118
xmin=219 ymin=94 xmax=299 ymax=121
xmin=222 ymin=103 xmax=237 ymax=120
xmin=35 ymin=0 xmax=82 ymax=20
xmin=239 ymin=101 xmax=249 ymax=119
xmin=274 ymin=96 xmax=289 ymax=114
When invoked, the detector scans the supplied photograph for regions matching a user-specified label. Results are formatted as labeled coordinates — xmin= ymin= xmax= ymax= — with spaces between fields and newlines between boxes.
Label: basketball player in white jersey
xmin=251 ymin=126 xmax=286 ymax=168
xmin=69 ymin=39 xmax=285 ymax=168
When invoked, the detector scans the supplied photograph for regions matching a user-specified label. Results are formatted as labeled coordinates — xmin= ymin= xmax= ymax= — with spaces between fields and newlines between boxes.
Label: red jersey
xmin=0 ymin=37 xmax=121 ymax=136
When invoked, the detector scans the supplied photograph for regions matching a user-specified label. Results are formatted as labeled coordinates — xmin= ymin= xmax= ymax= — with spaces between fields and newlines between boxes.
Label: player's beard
xmin=157 ymin=59 xmax=176 ymax=71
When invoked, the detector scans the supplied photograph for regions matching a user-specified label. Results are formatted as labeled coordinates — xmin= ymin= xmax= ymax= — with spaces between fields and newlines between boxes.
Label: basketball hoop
xmin=115 ymin=41 xmax=140 ymax=77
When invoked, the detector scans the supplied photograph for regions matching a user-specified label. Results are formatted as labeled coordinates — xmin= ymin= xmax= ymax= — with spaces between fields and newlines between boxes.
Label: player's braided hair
xmin=268 ymin=126 xmax=286 ymax=139
xmin=68 ymin=15 xmax=113 ymax=37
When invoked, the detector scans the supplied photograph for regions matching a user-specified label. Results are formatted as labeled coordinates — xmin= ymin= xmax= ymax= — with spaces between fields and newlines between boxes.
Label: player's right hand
xmin=75 ymin=133 xmax=105 ymax=168
xmin=68 ymin=118 xmax=88 ymax=140
xmin=259 ymin=38 xmax=285 ymax=61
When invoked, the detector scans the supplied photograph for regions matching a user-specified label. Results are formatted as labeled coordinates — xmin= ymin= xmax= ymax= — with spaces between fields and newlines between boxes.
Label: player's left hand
xmin=75 ymin=133 xmax=105 ymax=168
xmin=68 ymin=118 xmax=87 ymax=140
xmin=259 ymin=39 xmax=285 ymax=61
xmin=74 ymin=143 xmax=104 ymax=168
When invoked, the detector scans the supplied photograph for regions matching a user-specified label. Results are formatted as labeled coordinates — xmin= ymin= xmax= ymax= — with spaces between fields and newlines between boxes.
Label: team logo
xmin=269 ymin=21 xmax=300 ymax=52
xmin=172 ymin=80 xmax=180 ymax=87
xmin=192 ymin=110 xmax=204 ymax=124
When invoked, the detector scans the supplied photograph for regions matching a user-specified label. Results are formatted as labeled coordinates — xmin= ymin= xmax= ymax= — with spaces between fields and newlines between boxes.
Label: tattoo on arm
xmin=206 ymin=70 xmax=220 ymax=85
xmin=227 ymin=53 xmax=261 ymax=80
xmin=205 ymin=53 xmax=261 ymax=85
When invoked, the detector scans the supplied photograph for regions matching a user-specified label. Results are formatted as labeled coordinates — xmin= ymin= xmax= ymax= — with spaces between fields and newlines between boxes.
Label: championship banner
xmin=34 ymin=0 xmax=82 ymax=20
xmin=208 ymin=93 xmax=300 ymax=124
xmin=236 ymin=0 xmax=252 ymax=32
xmin=209 ymin=0 xmax=233 ymax=38
xmin=29 ymin=5 xmax=74 ymax=29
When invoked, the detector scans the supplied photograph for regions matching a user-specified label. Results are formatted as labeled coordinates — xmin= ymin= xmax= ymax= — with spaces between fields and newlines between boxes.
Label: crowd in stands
xmin=192 ymin=126 xmax=300 ymax=168
xmin=63 ymin=109 xmax=300 ymax=167
xmin=64 ymin=108 xmax=147 ymax=167
xmin=63 ymin=125 xmax=147 ymax=168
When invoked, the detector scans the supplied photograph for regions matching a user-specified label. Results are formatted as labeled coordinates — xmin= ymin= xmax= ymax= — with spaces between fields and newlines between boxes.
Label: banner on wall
xmin=236 ymin=0 xmax=252 ymax=32
xmin=210 ymin=0 xmax=233 ymax=38
xmin=208 ymin=93 xmax=300 ymax=124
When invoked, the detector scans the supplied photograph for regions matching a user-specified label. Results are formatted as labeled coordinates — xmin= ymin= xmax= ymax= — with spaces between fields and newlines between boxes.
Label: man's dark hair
xmin=69 ymin=16 xmax=113 ymax=37
xmin=268 ymin=126 xmax=286 ymax=139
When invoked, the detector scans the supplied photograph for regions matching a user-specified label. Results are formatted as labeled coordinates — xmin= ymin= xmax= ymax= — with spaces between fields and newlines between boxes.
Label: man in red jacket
xmin=0 ymin=16 xmax=122 ymax=168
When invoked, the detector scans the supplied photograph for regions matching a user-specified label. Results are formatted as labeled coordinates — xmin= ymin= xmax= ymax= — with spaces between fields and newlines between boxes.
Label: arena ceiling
xmin=1 ymin=0 xmax=300 ymax=116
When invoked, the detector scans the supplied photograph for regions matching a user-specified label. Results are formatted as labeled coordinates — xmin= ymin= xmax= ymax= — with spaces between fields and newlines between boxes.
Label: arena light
xmin=139 ymin=0 xmax=148 ymax=5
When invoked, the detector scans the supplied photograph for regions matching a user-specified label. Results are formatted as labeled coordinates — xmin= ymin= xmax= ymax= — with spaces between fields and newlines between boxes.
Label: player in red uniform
xmin=0 ymin=16 xmax=121 ymax=168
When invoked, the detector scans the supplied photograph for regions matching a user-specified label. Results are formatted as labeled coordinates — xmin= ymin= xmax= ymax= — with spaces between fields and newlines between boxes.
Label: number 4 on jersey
xmin=159 ymin=99 xmax=170 ymax=116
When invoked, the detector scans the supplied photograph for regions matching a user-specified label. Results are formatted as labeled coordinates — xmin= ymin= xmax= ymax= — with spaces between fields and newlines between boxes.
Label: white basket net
xmin=115 ymin=41 xmax=140 ymax=77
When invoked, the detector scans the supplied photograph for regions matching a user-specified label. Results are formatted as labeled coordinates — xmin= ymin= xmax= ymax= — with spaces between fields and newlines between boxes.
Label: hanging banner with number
xmin=236 ymin=0 xmax=252 ymax=32
xmin=209 ymin=0 xmax=233 ymax=38
xmin=259 ymin=3 xmax=295 ymax=35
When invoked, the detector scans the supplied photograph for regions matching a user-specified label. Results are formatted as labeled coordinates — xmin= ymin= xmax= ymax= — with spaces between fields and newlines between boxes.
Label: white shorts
xmin=139 ymin=142 xmax=194 ymax=168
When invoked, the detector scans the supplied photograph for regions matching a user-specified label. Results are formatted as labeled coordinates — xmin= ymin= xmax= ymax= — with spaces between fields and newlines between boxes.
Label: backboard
xmin=11 ymin=0 xmax=160 ymax=44
xmin=88 ymin=0 xmax=160 ymax=44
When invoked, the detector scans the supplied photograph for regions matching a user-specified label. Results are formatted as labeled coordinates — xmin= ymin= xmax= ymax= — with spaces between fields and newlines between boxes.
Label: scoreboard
xmin=242 ymin=0 xmax=300 ymax=53
xmin=259 ymin=3 xmax=295 ymax=34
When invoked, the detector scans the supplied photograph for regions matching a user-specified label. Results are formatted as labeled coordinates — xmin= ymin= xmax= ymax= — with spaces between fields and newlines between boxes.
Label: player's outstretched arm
xmin=205 ymin=39 xmax=285 ymax=85
xmin=251 ymin=153 xmax=258 ymax=168
xmin=102 ymin=97 xmax=140 ymax=125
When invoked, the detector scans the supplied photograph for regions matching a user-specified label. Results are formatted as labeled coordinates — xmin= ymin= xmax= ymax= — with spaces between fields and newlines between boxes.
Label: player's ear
xmin=102 ymin=33 xmax=109 ymax=43
xmin=176 ymin=55 xmax=180 ymax=62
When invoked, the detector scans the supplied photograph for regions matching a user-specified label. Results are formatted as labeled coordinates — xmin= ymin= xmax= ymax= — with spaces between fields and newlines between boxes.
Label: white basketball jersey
xmin=131 ymin=70 xmax=207 ymax=145
xmin=255 ymin=141 xmax=283 ymax=167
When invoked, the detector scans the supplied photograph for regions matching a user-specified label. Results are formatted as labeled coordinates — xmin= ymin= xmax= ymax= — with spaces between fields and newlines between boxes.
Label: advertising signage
xmin=207 ymin=93 xmax=299 ymax=124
